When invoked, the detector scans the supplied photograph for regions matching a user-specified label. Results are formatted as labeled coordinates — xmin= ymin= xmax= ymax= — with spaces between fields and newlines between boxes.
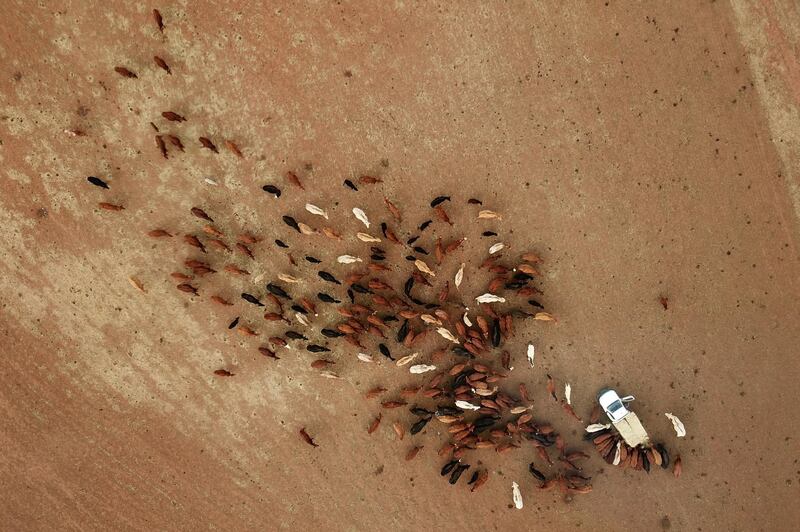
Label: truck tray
xmin=612 ymin=411 xmax=650 ymax=448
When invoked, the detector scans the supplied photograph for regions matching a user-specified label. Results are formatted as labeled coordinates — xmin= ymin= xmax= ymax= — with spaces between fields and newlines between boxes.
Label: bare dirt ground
xmin=1 ymin=1 xmax=799 ymax=530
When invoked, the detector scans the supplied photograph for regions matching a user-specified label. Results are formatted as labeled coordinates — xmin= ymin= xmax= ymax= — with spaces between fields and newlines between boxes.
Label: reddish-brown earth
xmin=1 ymin=1 xmax=799 ymax=530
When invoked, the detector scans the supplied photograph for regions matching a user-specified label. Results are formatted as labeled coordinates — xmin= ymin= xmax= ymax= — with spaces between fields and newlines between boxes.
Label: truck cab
xmin=597 ymin=388 xmax=635 ymax=422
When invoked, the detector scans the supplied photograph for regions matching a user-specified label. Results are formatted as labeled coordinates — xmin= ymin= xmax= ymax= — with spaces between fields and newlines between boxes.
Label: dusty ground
xmin=1 ymin=1 xmax=799 ymax=530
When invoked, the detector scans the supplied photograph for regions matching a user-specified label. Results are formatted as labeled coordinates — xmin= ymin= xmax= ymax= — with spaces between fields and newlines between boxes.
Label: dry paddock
xmin=1 ymin=1 xmax=799 ymax=530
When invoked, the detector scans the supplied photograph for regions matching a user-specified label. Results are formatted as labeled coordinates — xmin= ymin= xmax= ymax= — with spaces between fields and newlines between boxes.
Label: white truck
xmin=597 ymin=388 xmax=650 ymax=448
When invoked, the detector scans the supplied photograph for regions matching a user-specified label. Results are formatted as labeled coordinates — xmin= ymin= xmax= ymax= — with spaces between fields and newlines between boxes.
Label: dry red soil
xmin=1 ymin=1 xmax=799 ymax=530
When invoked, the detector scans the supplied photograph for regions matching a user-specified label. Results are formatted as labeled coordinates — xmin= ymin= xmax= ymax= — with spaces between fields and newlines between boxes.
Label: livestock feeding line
xmin=79 ymin=7 xmax=682 ymax=509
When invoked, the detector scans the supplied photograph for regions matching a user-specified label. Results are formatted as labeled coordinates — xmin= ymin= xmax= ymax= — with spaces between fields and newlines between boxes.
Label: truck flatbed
xmin=612 ymin=411 xmax=650 ymax=448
